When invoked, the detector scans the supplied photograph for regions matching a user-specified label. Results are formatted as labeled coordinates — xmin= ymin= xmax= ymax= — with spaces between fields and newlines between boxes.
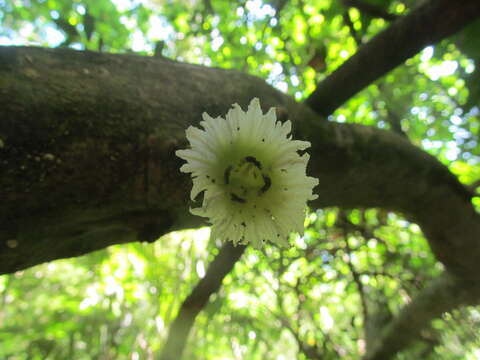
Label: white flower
xmin=176 ymin=98 xmax=318 ymax=248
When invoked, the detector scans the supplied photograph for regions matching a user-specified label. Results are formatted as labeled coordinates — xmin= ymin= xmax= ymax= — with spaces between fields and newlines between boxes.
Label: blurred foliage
xmin=1 ymin=211 xmax=479 ymax=359
xmin=1 ymin=0 xmax=480 ymax=358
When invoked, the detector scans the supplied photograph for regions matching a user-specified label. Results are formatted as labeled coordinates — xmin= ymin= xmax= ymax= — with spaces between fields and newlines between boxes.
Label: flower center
xmin=225 ymin=156 xmax=271 ymax=203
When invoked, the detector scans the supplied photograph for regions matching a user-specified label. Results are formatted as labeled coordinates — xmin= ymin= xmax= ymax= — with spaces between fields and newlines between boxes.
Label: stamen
xmin=259 ymin=175 xmax=271 ymax=194
xmin=230 ymin=193 xmax=247 ymax=203
xmin=244 ymin=156 xmax=262 ymax=169
xmin=224 ymin=165 xmax=232 ymax=184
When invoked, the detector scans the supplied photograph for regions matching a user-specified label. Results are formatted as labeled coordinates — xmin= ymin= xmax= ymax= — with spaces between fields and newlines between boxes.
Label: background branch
xmin=306 ymin=0 xmax=480 ymax=116
xmin=363 ymin=272 xmax=480 ymax=360
xmin=341 ymin=0 xmax=399 ymax=22
xmin=343 ymin=9 xmax=363 ymax=46
xmin=159 ymin=242 xmax=246 ymax=360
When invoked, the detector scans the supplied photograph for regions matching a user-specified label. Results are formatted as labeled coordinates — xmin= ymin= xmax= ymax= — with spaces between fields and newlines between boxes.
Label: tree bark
xmin=305 ymin=0 xmax=480 ymax=116
xmin=0 ymin=46 xmax=479 ymax=282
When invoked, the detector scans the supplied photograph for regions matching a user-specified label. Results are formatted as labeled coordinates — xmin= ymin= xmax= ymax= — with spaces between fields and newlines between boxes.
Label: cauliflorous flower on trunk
xmin=176 ymin=98 xmax=318 ymax=248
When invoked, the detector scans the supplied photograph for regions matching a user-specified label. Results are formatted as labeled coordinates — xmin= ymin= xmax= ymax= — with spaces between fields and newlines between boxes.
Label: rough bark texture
xmin=0 ymin=46 xmax=290 ymax=273
xmin=159 ymin=242 xmax=246 ymax=360
xmin=306 ymin=0 xmax=480 ymax=116
xmin=0 ymin=45 xmax=479 ymax=282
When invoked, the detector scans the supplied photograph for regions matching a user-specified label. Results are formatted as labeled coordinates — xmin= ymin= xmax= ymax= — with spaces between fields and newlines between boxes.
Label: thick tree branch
xmin=306 ymin=0 xmax=480 ymax=116
xmin=0 ymin=46 xmax=479 ymax=283
xmin=363 ymin=272 xmax=480 ymax=360
xmin=159 ymin=242 xmax=245 ymax=360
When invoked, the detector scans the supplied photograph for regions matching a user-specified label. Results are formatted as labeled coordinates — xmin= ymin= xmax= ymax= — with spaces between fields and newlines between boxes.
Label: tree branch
xmin=341 ymin=0 xmax=399 ymax=22
xmin=306 ymin=0 xmax=480 ymax=116
xmin=363 ymin=272 xmax=480 ymax=360
xmin=159 ymin=242 xmax=245 ymax=360
xmin=0 ymin=46 xmax=479 ymax=283
xmin=343 ymin=9 xmax=363 ymax=46
xmin=345 ymin=236 xmax=369 ymax=323
xmin=279 ymin=315 xmax=324 ymax=360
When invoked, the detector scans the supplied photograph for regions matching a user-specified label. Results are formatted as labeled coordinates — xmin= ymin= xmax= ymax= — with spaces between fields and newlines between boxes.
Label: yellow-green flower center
xmin=225 ymin=156 xmax=271 ymax=203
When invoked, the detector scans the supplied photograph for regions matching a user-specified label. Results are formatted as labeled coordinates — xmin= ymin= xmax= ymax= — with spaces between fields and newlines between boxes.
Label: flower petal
xmin=176 ymin=98 xmax=318 ymax=247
